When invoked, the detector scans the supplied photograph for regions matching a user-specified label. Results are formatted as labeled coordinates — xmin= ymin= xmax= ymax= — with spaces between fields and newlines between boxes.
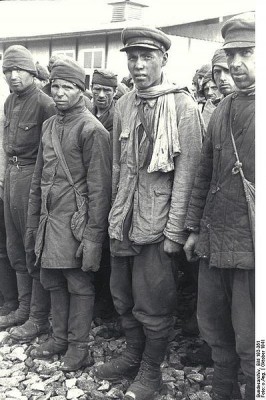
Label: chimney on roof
xmin=108 ymin=0 xmax=148 ymax=23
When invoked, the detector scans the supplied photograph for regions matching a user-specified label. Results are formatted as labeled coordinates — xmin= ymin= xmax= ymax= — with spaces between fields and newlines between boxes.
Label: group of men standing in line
xmin=0 ymin=10 xmax=255 ymax=400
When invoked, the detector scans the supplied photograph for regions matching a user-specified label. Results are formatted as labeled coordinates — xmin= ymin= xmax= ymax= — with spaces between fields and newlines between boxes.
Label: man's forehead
xmin=213 ymin=65 xmax=229 ymax=72
xmin=92 ymin=83 xmax=115 ymax=90
xmin=126 ymin=48 xmax=159 ymax=56
xmin=51 ymin=78 xmax=77 ymax=88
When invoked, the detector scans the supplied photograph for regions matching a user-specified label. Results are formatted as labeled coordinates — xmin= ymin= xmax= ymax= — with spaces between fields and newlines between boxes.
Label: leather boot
xmin=124 ymin=337 xmax=168 ymax=400
xmin=211 ymin=361 xmax=240 ymax=400
xmin=94 ymin=326 xmax=146 ymax=382
xmin=10 ymin=278 xmax=51 ymax=342
xmin=0 ymin=271 xmax=31 ymax=330
xmin=0 ymin=255 xmax=18 ymax=316
xmin=31 ymin=288 xmax=69 ymax=359
xmin=61 ymin=294 xmax=94 ymax=372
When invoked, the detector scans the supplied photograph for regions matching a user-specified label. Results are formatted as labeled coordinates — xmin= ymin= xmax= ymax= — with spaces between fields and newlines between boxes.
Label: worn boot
xmin=211 ymin=362 xmax=240 ymax=400
xmin=61 ymin=293 xmax=94 ymax=372
xmin=0 ymin=271 xmax=31 ymax=330
xmin=0 ymin=255 xmax=18 ymax=316
xmin=124 ymin=337 xmax=168 ymax=400
xmin=94 ymin=326 xmax=146 ymax=382
xmin=10 ymin=278 xmax=51 ymax=342
xmin=31 ymin=288 xmax=69 ymax=359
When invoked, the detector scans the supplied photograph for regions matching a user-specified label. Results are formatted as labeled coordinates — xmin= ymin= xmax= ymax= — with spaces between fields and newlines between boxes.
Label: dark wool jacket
xmin=3 ymin=83 xmax=56 ymax=161
xmin=185 ymin=92 xmax=255 ymax=269
xmin=27 ymin=98 xmax=111 ymax=269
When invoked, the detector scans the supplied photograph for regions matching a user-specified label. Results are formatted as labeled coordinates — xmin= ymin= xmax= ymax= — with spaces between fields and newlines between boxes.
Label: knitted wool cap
xmin=222 ymin=11 xmax=255 ymax=48
xmin=92 ymin=69 xmax=118 ymax=88
xmin=2 ymin=45 xmax=37 ymax=76
xmin=50 ymin=57 xmax=86 ymax=91
xmin=202 ymin=70 xmax=214 ymax=89
xmin=197 ymin=64 xmax=211 ymax=78
xmin=212 ymin=48 xmax=228 ymax=70
xmin=120 ymin=26 xmax=171 ymax=52
xmin=36 ymin=63 xmax=50 ymax=81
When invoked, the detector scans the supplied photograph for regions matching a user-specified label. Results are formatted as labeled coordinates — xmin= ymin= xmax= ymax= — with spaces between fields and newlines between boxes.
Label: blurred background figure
xmin=35 ymin=62 xmax=50 ymax=89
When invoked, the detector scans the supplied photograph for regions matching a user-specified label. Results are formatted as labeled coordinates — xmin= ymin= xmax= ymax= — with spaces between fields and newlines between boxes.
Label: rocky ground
xmin=0 ymin=275 xmax=246 ymax=400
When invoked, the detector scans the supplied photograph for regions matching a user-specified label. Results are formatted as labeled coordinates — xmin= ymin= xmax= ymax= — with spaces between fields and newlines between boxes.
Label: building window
xmin=53 ymin=50 xmax=75 ymax=58
xmin=80 ymin=49 xmax=104 ymax=73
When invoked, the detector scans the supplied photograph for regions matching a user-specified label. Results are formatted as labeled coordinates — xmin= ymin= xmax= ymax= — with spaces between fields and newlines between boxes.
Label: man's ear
xmin=162 ymin=52 xmax=168 ymax=67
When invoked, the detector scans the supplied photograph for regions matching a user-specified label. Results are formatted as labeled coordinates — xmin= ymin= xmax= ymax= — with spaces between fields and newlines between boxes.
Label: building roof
xmin=0 ymin=0 xmax=255 ymax=41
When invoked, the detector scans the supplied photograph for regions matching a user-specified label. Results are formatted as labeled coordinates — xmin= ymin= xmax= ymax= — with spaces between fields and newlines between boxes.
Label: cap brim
xmin=223 ymin=41 xmax=255 ymax=49
xmin=120 ymin=44 xmax=160 ymax=52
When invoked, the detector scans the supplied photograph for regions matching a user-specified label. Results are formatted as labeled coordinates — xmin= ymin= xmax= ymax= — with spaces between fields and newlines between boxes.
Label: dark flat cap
xmin=50 ymin=57 xmax=86 ymax=91
xmin=197 ymin=64 xmax=211 ymax=77
xmin=120 ymin=26 xmax=171 ymax=52
xmin=222 ymin=11 xmax=255 ymax=49
xmin=92 ymin=69 xmax=118 ymax=87
xmin=212 ymin=49 xmax=228 ymax=70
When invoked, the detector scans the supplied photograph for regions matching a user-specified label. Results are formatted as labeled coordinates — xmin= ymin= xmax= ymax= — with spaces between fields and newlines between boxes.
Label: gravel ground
xmin=0 ymin=275 xmax=246 ymax=400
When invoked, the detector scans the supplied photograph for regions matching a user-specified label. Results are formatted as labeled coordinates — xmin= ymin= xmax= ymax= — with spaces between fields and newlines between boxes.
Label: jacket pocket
xmin=151 ymin=186 xmax=172 ymax=236
xmin=17 ymin=121 xmax=39 ymax=148
xmin=119 ymin=129 xmax=129 ymax=164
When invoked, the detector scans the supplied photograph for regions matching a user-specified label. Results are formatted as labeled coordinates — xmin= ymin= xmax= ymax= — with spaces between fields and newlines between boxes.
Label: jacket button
xmin=211 ymin=186 xmax=220 ymax=194
xmin=25 ymin=126 xmax=29 ymax=130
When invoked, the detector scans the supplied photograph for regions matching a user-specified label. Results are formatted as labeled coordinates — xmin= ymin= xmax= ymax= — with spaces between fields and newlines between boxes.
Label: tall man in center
xmin=95 ymin=27 xmax=204 ymax=400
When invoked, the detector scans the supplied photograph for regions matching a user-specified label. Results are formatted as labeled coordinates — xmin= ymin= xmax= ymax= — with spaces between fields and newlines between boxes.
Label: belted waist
xmin=8 ymin=156 xmax=36 ymax=166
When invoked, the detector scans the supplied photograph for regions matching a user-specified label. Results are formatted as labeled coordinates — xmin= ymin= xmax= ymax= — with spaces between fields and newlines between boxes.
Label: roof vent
xmin=108 ymin=0 xmax=148 ymax=23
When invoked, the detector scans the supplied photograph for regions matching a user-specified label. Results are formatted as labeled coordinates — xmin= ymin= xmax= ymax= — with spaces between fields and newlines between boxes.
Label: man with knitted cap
xmin=26 ymin=57 xmax=111 ymax=372
xmin=184 ymin=11 xmax=255 ymax=400
xmin=91 ymin=68 xmax=118 ymax=137
xmin=212 ymin=48 xmax=236 ymax=97
xmin=94 ymin=26 xmax=204 ymax=400
xmin=200 ymin=69 xmax=222 ymax=127
xmin=0 ymin=45 xmax=56 ymax=342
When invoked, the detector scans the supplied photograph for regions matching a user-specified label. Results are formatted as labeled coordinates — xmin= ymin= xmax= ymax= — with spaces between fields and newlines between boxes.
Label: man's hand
xmin=184 ymin=232 xmax=199 ymax=262
xmin=163 ymin=237 xmax=183 ymax=255
xmin=76 ymin=239 xmax=102 ymax=272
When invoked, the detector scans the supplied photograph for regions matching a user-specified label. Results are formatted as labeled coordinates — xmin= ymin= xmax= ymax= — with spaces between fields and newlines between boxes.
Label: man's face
xmin=4 ymin=68 xmax=34 ymax=93
xmin=51 ymin=78 xmax=82 ymax=110
xmin=126 ymin=48 xmax=167 ymax=90
xmin=213 ymin=65 xmax=236 ymax=96
xmin=203 ymin=80 xmax=221 ymax=101
xmin=225 ymin=47 xmax=255 ymax=90
xmin=92 ymin=84 xmax=116 ymax=111
xmin=197 ymin=75 xmax=204 ymax=92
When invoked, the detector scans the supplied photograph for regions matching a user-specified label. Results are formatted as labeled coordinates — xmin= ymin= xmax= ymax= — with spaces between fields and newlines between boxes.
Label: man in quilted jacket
xmin=184 ymin=12 xmax=255 ymax=400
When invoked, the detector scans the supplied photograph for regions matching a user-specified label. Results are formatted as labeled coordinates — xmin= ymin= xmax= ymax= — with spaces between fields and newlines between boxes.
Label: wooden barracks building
xmin=0 ymin=0 xmax=254 ymax=88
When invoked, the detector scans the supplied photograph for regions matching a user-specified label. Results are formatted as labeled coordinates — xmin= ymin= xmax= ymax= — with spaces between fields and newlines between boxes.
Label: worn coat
xmin=27 ymin=98 xmax=111 ymax=269
xmin=185 ymin=93 xmax=255 ymax=269
xmin=108 ymin=89 xmax=204 ymax=246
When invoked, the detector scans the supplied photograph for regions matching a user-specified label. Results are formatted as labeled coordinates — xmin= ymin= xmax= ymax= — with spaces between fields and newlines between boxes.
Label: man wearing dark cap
xmin=184 ymin=12 xmax=255 ymax=400
xmin=94 ymin=26 xmax=204 ymax=400
xmin=200 ymin=69 xmax=222 ymax=128
xmin=0 ymin=45 xmax=56 ymax=342
xmin=212 ymin=48 xmax=236 ymax=97
xmin=91 ymin=69 xmax=118 ymax=321
xmin=91 ymin=68 xmax=117 ymax=137
xmin=27 ymin=57 xmax=111 ymax=372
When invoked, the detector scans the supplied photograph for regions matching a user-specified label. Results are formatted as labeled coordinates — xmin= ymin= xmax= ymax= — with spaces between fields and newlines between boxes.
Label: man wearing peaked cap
xmin=0 ymin=45 xmax=56 ymax=342
xmin=184 ymin=11 xmax=255 ymax=400
xmin=27 ymin=55 xmax=111 ymax=372
xmin=94 ymin=25 xmax=205 ymax=400
xmin=91 ymin=69 xmax=118 ymax=137
xmin=120 ymin=26 xmax=172 ymax=53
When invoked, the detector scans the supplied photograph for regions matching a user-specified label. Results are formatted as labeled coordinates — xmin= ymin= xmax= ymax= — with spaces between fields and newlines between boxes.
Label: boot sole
xmin=95 ymin=370 xmax=138 ymax=383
